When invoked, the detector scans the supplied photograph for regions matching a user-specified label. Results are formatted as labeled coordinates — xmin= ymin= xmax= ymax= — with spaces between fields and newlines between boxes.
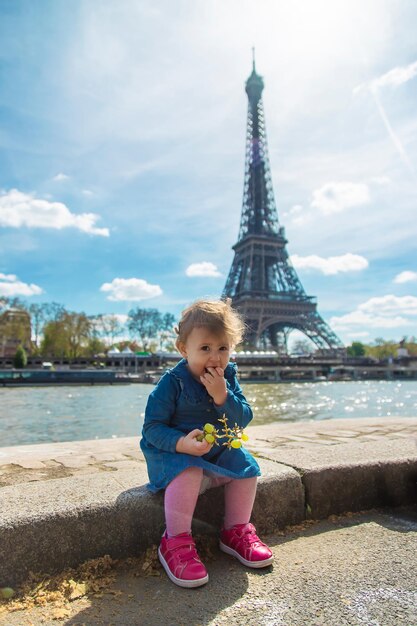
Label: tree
xmin=128 ymin=308 xmax=163 ymax=351
xmin=13 ymin=345 xmax=27 ymax=368
xmin=27 ymin=302 xmax=67 ymax=354
xmin=28 ymin=302 xmax=56 ymax=352
xmin=347 ymin=341 xmax=366 ymax=357
xmin=44 ymin=302 xmax=66 ymax=323
xmin=365 ymin=338 xmax=397 ymax=360
xmin=0 ymin=296 xmax=26 ymax=312
xmin=63 ymin=312 xmax=92 ymax=358
xmin=41 ymin=320 xmax=68 ymax=357
xmin=290 ymin=339 xmax=315 ymax=356
xmin=41 ymin=312 xmax=92 ymax=357
xmin=161 ymin=313 xmax=176 ymax=332
xmin=85 ymin=336 xmax=107 ymax=357
xmin=159 ymin=312 xmax=176 ymax=350
xmin=405 ymin=338 xmax=417 ymax=356
xmin=28 ymin=303 xmax=43 ymax=352
xmin=97 ymin=314 xmax=125 ymax=346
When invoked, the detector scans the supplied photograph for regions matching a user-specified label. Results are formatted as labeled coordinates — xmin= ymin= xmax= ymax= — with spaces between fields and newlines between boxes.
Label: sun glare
xmin=207 ymin=0 xmax=388 ymax=85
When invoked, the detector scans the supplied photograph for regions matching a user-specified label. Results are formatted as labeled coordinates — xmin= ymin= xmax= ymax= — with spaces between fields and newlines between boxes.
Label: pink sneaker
xmin=220 ymin=523 xmax=274 ymax=568
xmin=158 ymin=531 xmax=209 ymax=588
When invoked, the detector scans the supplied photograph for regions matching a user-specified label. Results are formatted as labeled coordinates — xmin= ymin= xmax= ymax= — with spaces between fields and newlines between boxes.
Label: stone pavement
xmin=1 ymin=417 xmax=416 ymax=488
xmin=1 ymin=507 xmax=417 ymax=626
xmin=1 ymin=417 xmax=416 ymax=588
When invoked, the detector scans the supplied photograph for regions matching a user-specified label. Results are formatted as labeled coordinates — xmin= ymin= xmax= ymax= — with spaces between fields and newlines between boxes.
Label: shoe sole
xmin=158 ymin=547 xmax=209 ymax=588
xmin=219 ymin=541 xmax=274 ymax=568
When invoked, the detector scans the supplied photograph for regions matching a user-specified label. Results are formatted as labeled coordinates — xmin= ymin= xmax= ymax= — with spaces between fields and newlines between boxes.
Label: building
xmin=0 ymin=308 xmax=32 ymax=358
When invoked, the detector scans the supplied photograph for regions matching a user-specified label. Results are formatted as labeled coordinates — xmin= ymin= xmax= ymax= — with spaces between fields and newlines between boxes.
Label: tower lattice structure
xmin=223 ymin=59 xmax=344 ymax=353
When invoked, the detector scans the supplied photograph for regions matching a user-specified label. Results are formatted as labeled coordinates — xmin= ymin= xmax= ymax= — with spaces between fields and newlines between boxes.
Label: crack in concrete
xmin=249 ymin=452 xmax=314 ymax=518
xmin=250 ymin=451 xmax=306 ymax=475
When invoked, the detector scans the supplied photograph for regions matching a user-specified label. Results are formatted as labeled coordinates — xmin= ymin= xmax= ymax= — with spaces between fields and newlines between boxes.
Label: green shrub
xmin=13 ymin=345 xmax=27 ymax=369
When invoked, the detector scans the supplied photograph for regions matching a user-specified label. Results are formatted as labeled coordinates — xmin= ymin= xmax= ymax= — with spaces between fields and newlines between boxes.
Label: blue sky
xmin=0 ymin=0 xmax=416 ymax=347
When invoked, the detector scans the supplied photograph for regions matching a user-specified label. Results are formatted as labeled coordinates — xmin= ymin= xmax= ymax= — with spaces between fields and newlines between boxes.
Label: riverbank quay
xmin=1 ymin=508 xmax=416 ymax=626
xmin=1 ymin=352 xmax=417 ymax=384
xmin=1 ymin=417 xmax=416 ymax=588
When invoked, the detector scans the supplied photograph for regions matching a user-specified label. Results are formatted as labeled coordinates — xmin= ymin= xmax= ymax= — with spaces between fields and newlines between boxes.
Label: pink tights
xmin=164 ymin=466 xmax=257 ymax=537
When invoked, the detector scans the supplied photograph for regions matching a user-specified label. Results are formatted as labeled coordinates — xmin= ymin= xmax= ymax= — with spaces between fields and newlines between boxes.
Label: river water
xmin=1 ymin=380 xmax=417 ymax=447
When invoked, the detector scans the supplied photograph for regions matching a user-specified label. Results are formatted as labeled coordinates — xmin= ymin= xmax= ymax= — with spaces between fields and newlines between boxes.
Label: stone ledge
xmin=303 ymin=460 xmax=417 ymax=518
xmin=1 ymin=418 xmax=416 ymax=587
xmin=0 ymin=459 xmax=303 ymax=586
xmin=248 ymin=435 xmax=417 ymax=519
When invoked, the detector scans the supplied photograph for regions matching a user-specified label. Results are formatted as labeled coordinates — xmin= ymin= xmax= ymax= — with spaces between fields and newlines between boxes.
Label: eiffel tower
xmin=223 ymin=57 xmax=344 ymax=353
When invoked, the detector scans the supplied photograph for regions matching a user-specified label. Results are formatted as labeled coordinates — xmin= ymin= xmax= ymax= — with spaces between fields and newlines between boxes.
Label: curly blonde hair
xmin=175 ymin=298 xmax=245 ymax=348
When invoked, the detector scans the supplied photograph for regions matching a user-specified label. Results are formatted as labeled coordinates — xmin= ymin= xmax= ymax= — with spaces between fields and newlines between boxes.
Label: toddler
xmin=140 ymin=299 xmax=273 ymax=588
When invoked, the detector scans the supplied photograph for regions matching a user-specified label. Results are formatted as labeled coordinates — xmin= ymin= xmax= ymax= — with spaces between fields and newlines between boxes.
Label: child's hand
xmin=176 ymin=429 xmax=213 ymax=456
xmin=200 ymin=367 xmax=227 ymax=406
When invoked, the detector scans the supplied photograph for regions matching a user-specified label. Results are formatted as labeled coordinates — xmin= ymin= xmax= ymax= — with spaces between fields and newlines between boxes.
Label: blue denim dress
xmin=140 ymin=358 xmax=261 ymax=493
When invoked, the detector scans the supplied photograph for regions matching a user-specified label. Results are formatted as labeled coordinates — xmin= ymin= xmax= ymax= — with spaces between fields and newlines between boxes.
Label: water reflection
xmin=246 ymin=380 xmax=417 ymax=424
xmin=0 ymin=380 xmax=416 ymax=447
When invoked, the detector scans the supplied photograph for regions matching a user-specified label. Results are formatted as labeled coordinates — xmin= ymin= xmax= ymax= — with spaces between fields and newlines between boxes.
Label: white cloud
xmin=358 ymin=294 xmax=417 ymax=316
xmin=283 ymin=204 xmax=309 ymax=225
xmin=291 ymin=253 xmax=368 ymax=275
xmin=185 ymin=262 xmax=222 ymax=277
xmin=373 ymin=60 xmax=417 ymax=89
xmin=311 ymin=182 xmax=370 ymax=215
xmin=100 ymin=278 xmax=162 ymax=301
xmin=0 ymin=272 xmax=17 ymax=282
xmin=394 ymin=271 xmax=417 ymax=284
xmin=354 ymin=60 xmax=417 ymax=94
xmin=0 ymin=273 xmax=43 ymax=297
xmin=330 ymin=310 xmax=409 ymax=331
xmin=0 ymin=189 xmax=109 ymax=237
xmin=370 ymin=176 xmax=391 ymax=185
xmin=330 ymin=294 xmax=417 ymax=332
xmin=52 ymin=173 xmax=70 ymax=182
xmin=82 ymin=189 xmax=95 ymax=197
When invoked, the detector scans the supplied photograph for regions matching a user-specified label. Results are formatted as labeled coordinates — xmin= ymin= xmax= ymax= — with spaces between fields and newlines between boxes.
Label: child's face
xmin=177 ymin=327 xmax=232 ymax=380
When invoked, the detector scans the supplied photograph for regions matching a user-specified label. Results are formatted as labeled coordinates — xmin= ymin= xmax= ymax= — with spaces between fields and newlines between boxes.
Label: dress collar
xmin=169 ymin=358 xmax=237 ymax=403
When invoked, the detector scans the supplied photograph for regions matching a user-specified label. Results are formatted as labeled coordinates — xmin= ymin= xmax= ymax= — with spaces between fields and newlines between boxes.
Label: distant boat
xmin=327 ymin=367 xmax=353 ymax=381
xmin=0 ymin=369 xmax=134 ymax=386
